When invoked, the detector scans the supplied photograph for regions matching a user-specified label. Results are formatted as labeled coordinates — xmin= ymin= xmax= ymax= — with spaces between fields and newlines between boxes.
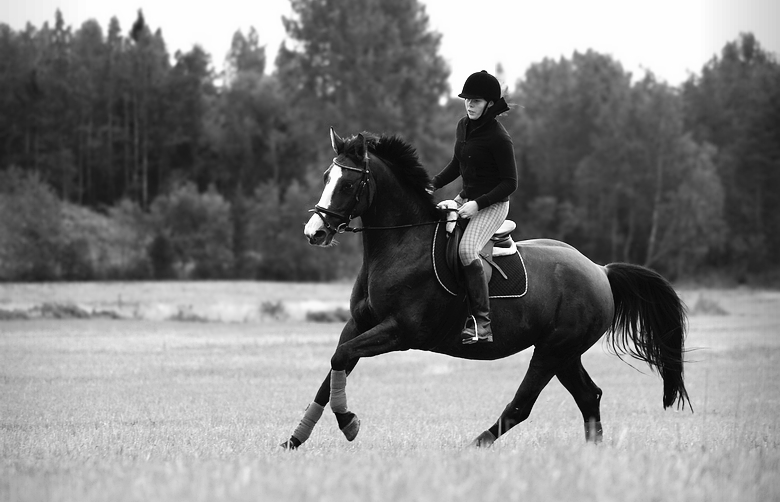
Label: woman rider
xmin=431 ymin=70 xmax=518 ymax=344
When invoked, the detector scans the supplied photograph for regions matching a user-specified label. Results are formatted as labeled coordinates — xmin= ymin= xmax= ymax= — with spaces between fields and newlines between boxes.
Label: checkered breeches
xmin=458 ymin=200 xmax=510 ymax=265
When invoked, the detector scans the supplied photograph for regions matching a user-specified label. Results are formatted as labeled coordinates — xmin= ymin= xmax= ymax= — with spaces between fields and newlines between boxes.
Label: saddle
xmin=441 ymin=206 xmax=517 ymax=284
xmin=433 ymin=200 xmax=527 ymax=298
xmin=431 ymin=214 xmax=528 ymax=300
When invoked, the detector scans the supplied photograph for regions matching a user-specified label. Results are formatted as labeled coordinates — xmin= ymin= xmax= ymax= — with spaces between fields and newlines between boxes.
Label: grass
xmin=1 ymin=286 xmax=779 ymax=501
xmin=0 ymin=281 xmax=353 ymax=322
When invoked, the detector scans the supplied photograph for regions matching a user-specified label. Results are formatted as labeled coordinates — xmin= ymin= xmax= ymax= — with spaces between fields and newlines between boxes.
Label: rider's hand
xmin=458 ymin=200 xmax=479 ymax=219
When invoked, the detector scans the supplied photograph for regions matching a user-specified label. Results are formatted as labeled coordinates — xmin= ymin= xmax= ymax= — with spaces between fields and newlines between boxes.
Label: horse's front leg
xmin=281 ymin=319 xmax=362 ymax=449
xmin=329 ymin=317 xmax=404 ymax=443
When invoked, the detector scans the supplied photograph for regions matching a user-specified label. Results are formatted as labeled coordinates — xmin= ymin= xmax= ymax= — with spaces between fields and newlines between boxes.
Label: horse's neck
xmin=362 ymin=200 xmax=432 ymax=228
xmin=359 ymin=189 xmax=435 ymax=262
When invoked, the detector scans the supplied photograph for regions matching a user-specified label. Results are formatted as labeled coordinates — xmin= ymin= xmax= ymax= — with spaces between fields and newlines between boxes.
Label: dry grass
xmin=0 ymin=281 xmax=353 ymax=322
xmin=1 ymin=285 xmax=779 ymax=501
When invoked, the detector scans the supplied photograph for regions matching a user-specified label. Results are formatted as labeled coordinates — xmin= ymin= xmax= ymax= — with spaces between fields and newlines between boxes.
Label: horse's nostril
xmin=308 ymin=230 xmax=327 ymax=245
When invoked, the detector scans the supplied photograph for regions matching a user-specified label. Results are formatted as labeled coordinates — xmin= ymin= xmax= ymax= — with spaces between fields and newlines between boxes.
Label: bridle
xmin=309 ymin=142 xmax=372 ymax=234
xmin=309 ymin=140 xmax=458 ymax=234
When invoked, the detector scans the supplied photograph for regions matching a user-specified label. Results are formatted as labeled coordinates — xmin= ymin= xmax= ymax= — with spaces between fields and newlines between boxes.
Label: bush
xmin=239 ymin=179 xmax=361 ymax=281
xmin=0 ymin=169 xmax=64 ymax=281
xmin=0 ymin=169 xmax=360 ymax=282
xmin=60 ymin=199 xmax=152 ymax=280
xmin=59 ymin=238 xmax=95 ymax=281
xmin=149 ymin=182 xmax=234 ymax=279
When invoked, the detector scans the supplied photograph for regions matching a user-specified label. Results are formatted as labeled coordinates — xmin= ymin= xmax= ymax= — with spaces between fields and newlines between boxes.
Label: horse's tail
xmin=604 ymin=262 xmax=691 ymax=410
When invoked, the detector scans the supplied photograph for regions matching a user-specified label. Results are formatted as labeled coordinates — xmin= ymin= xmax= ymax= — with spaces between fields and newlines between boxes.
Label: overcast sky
xmin=3 ymin=0 xmax=778 ymax=93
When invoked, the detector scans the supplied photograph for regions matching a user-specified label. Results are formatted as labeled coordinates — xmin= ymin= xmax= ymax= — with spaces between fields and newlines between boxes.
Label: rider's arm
xmin=431 ymin=156 xmax=461 ymax=190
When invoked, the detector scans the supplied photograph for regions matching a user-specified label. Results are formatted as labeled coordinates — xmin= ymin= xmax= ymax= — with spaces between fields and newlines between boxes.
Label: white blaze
xmin=304 ymin=165 xmax=343 ymax=237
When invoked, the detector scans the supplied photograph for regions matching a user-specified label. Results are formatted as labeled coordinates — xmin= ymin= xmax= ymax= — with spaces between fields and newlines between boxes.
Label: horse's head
xmin=304 ymin=128 xmax=376 ymax=246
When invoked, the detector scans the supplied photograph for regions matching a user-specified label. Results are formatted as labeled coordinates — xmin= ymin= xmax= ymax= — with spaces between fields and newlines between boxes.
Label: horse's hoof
xmin=469 ymin=430 xmax=496 ymax=448
xmin=280 ymin=437 xmax=301 ymax=450
xmin=341 ymin=415 xmax=361 ymax=441
xmin=584 ymin=420 xmax=603 ymax=443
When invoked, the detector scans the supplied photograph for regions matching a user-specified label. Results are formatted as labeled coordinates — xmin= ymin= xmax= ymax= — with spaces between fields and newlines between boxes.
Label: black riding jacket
xmin=431 ymin=98 xmax=518 ymax=209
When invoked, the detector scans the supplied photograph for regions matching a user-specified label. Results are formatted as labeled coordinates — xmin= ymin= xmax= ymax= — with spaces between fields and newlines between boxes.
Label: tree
xmin=622 ymin=76 xmax=724 ymax=272
xmin=645 ymin=137 xmax=725 ymax=276
xmin=71 ymin=19 xmax=107 ymax=205
xmin=125 ymin=10 xmax=171 ymax=207
xmin=165 ymin=45 xmax=216 ymax=187
xmin=205 ymin=30 xmax=291 ymax=195
xmin=276 ymin=0 xmax=449 ymax=169
xmin=683 ymin=33 xmax=780 ymax=272
xmin=33 ymin=10 xmax=79 ymax=201
xmin=508 ymin=51 xmax=725 ymax=275
xmin=100 ymin=16 xmax=125 ymax=204
xmin=510 ymin=51 xmax=633 ymax=257
xmin=224 ymin=27 xmax=266 ymax=85
xmin=0 ymin=23 xmax=43 ymax=171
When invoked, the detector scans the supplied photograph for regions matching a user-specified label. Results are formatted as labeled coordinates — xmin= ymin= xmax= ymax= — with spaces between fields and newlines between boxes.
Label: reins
xmin=334 ymin=203 xmax=459 ymax=234
xmin=338 ymin=217 xmax=458 ymax=234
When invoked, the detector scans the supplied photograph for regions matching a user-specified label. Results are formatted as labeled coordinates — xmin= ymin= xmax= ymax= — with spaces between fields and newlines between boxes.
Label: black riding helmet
xmin=458 ymin=70 xmax=501 ymax=102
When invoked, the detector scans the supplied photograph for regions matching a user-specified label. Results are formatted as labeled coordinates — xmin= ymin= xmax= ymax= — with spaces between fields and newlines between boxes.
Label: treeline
xmin=1 ymin=1 xmax=778 ymax=284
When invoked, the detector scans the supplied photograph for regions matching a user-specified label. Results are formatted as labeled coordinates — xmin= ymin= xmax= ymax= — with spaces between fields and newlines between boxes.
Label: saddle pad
xmin=432 ymin=223 xmax=528 ymax=299
xmin=487 ymin=251 xmax=528 ymax=299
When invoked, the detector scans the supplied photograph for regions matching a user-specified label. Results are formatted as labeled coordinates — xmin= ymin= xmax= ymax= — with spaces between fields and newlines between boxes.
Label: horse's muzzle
xmin=307 ymin=229 xmax=332 ymax=246
xmin=304 ymin=214 xmax=334 ymax=246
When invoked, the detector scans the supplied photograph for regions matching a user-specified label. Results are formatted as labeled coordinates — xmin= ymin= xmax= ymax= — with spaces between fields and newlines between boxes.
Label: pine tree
xmin=275 ymin=0 xmax=449 ymax=165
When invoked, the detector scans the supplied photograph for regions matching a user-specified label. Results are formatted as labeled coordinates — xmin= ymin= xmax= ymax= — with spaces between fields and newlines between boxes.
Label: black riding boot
xmin=461 ymin=259 xmax=493 ymax=344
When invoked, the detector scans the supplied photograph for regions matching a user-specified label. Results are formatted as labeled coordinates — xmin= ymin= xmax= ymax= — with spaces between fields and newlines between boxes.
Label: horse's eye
xmin=341 ymin=182 xmax=354 ymax=192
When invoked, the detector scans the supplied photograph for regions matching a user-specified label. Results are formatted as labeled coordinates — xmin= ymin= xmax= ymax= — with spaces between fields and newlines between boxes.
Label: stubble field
xmin=1 ymin=283 xmax=779 ymax=501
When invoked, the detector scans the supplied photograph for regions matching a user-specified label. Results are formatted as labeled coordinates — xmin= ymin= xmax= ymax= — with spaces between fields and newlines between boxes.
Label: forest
xmin=1 ymin=0 xmax=778 ymax=284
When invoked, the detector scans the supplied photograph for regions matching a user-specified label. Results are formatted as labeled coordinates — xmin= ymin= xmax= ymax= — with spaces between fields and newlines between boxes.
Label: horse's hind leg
xmin=471 ymin=352 xmax=557 ymax=447
xmin=556 ymin=357 xmax=603 ymax=442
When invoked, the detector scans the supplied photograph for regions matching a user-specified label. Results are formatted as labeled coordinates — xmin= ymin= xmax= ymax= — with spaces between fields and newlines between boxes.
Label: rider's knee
xmin=459 ymin=248 xmax=479 ymax=266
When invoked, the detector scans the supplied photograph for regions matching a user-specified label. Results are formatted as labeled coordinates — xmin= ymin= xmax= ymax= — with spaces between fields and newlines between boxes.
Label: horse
xmin=281 ymin=128 xmax=690 ymax=449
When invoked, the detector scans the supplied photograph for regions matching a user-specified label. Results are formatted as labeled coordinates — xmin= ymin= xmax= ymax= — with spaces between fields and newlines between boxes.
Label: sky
xmin=2 ymin=0 xmax=779 ymax=94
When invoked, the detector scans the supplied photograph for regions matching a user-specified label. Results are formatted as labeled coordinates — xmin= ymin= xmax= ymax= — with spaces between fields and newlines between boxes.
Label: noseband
xmin=309 ymin=145 xmax=372 ymax=233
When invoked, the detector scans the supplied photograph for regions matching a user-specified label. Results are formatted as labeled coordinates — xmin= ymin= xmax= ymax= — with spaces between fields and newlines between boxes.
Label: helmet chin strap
xmin=473 ymin=100 xmax=494 ymax=120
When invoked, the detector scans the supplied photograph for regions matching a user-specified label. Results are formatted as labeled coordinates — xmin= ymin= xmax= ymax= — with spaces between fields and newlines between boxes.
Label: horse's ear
xmin=330 ymin=127 xmax=344 ymax=155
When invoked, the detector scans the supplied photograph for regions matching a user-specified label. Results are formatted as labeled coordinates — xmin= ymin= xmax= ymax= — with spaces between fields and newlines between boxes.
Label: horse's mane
xmin=342 ymin=132 xmax=439 ymax=217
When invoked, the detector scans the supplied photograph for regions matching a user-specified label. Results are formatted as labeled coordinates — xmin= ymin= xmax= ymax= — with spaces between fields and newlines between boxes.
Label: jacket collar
xmin=485 ymin=97 xmax=509 ymax=119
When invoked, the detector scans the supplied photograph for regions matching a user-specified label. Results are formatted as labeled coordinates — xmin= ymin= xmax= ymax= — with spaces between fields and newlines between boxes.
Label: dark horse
xmin=281 ymin=129 xmax=690 ymax=449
